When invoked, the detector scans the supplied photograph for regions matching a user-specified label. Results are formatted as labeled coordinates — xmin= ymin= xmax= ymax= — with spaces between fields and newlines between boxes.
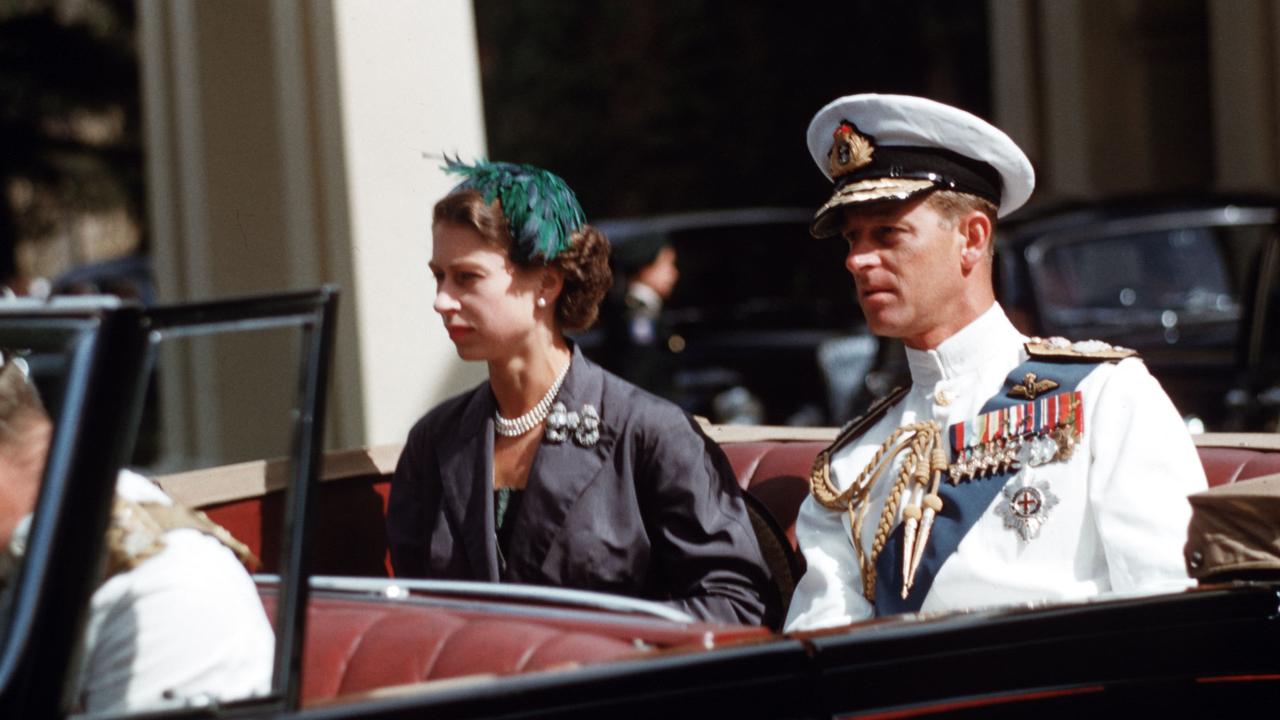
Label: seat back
xmin=190 ymin=435 xmax=1280 ymax=577
xmin=720 ymin=437 xmax=1280 ymax=559
xmin=259 ymin=593 xmax=645 ymax=704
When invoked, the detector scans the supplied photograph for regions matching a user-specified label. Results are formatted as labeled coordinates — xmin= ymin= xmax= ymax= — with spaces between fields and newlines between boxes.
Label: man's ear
xmin=958 ymin=210 xmax=993 ymax=272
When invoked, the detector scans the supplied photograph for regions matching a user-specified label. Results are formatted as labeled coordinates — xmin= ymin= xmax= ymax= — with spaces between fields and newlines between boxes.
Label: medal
xmin=948 ymin=390 xmax=1083 ymax=484
xmin=994 ymin=473 xmax=1059 ymax=542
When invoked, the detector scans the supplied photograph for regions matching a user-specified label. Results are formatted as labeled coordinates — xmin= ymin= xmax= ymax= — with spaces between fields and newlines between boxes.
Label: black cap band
xmin=835 ymin=145 xmax=1004 ymax=205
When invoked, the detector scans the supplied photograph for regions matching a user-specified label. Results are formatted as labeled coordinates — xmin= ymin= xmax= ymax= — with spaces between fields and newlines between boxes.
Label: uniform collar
xmin=626 ymin=282 xmax=663 ymax=313
xmin=904 ymin=303 xmax=1023 ymax=385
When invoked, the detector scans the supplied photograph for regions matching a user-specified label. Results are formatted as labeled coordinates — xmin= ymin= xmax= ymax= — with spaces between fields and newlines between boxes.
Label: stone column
xmin=138 ymin=0 xmax=487 ymax=465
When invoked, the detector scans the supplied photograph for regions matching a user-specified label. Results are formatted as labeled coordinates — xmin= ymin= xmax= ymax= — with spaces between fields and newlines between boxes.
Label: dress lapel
xmin=436 ymin=386 xmax=499 ymax=581
xmin=518 ymin=345 xmax=617 ymax=574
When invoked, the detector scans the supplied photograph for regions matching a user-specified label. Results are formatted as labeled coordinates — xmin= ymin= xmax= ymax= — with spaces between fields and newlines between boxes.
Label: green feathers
xmin=442 ymin=157 xmax=586 ymax=263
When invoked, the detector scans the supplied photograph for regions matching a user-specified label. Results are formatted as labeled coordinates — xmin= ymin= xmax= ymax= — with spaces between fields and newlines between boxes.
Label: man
xmin=597 ymin=233 xmax=681 ymax=398
xmin=784 ymin=94 xmax=1207 ymax=631
xmin=0 ymin=356 xmax=274 ymax=713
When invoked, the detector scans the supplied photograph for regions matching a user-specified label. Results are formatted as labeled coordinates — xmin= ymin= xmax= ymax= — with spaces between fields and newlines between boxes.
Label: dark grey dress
xmin=386 ymin=344 xmax=776 ymax=625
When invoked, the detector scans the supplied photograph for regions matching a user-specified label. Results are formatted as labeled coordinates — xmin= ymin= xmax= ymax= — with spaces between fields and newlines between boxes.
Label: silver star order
xmin=994 ymin=474 xmax=1060 ymax=542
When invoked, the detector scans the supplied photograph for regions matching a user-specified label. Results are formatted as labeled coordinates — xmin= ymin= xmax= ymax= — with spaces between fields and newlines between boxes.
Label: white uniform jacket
xmin=785 ymin=304 xmax=1208 ymax=631
xmin=76 ymin=471 xmax=275 ymax=713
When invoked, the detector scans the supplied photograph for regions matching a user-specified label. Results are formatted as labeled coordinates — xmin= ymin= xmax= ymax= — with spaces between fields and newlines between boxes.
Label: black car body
xmin=589 ymin=208 xmax=876 ymax=426
xmin=589 ymin=197 xmax=1280 ymax=432
xmin=997 ymin=195 xmax=1280 ymax=431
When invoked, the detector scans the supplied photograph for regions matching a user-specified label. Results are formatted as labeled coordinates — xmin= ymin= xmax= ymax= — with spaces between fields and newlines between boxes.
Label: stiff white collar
xmin=904 ymin=303 xmax=1024 ymax=385
xmin=625 ymin=282 xmax=663 ymax=313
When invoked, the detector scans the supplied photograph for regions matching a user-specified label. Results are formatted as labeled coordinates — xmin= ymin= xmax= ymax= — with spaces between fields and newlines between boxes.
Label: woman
xmin=386 ymin=160 xmax=775 ymax=625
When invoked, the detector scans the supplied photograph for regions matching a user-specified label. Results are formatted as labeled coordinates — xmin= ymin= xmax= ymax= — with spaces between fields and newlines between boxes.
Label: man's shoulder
xmin=830 ymin=386 xmax=912 ymax=453
xmin=1023 ymin=336 xmax=1139 ymax=362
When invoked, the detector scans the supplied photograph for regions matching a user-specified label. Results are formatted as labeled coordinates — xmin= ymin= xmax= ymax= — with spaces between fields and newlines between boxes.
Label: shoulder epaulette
xmin=1024 ymin=336 xmax=1137 ymax=361
xmin=832 ymin=386 xmax=911 ymax=450
xmin=105 ymin=498 xmax=260 ymax=581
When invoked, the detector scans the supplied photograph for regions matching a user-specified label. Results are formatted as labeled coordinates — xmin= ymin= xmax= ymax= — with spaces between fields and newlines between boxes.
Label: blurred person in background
xmin=0 ymin=355 xmax=274 ymax=713
xmin=387 ymin=160 xmax=776 ymax=626
xmin=596 ymin=233 xmax=681 ymax=399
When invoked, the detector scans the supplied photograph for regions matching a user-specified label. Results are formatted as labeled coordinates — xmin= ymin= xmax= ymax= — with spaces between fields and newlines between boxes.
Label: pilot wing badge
xmin=1008 ymin=372 xmax=1059 ymax=400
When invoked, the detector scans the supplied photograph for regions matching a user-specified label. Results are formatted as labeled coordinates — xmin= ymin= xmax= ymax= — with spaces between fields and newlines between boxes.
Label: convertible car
xmin=2 ymin=289 xmax=1278 ymax=719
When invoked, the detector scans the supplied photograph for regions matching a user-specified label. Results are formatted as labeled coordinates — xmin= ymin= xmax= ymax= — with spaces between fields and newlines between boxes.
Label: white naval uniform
xmin=76 ymin=470 xmax=275 ymax=713
xmin=784 ymin=304 xmax=1207 ymax=632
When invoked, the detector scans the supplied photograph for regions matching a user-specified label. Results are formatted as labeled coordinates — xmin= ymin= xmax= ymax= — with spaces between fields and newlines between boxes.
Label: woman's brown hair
xmin=433 ymin=190 xmax=612 ymax=332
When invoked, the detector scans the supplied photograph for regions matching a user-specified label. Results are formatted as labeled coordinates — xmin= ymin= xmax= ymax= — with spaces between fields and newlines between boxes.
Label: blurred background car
xmin=585 ymin=195 xmax=1280 ymax=433
xmin=996 ymin=195 xmax=1280 ymax=432
xmin=583 ymin=208 xmax=889 ymax=427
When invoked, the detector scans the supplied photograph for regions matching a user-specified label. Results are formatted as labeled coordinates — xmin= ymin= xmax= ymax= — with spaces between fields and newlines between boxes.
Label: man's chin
xmin=862 ymin=314 xmax=908 ymax=339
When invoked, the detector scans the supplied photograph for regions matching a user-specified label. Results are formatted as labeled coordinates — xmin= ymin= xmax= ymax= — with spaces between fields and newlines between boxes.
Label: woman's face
xmin=430 ymin=221 xmax=544 ymax=361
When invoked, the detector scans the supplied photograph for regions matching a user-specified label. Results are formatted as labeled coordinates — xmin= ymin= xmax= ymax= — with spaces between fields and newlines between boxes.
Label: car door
xmin=1233 ymin=227 xmax=1280 ymax=431
xmin=0 ymin=299 xmax=150 ymax=718
xmin=0 ymin=287 xmax=337 ymax=718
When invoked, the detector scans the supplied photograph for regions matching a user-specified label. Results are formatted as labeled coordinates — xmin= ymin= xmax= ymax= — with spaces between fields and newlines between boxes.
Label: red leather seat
xmin=223 ymin=436 xmax=1278 ymax=703
xmin=1197 ymin=445 xmax=1280 ymax=487
xmin=260 ymin=595 xmax=645 ymax=704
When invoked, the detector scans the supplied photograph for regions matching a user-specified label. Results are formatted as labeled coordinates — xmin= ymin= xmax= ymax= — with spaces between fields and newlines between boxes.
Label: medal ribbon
xmin=952 ymin=391 xmax=1083 ymax=457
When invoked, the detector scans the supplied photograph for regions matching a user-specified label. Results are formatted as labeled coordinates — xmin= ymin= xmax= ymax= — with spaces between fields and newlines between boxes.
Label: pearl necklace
xmin=493 ymin=361 xmax=571 ymax=437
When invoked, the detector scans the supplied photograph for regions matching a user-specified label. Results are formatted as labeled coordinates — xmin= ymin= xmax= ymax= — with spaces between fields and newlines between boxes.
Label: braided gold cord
xmin=808 ymin=420 xmax=947 ymax=602
xmin=928 ymin=442 xmax=948 ymax=494
xmin=864 ymin=429 xmax=932 ymax=599
xmin=810 ymin=426 xmax=914 ymax=510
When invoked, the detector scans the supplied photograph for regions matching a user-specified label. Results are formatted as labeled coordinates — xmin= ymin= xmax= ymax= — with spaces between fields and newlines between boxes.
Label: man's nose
xmin=845 ymin=243 xmax=878 ymax=275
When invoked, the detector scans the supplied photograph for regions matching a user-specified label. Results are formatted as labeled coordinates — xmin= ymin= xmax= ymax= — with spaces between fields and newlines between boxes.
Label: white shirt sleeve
xmin=783 ymin=494 xmax=874 ymax=631
xmin=77 ymin=473 xmax=275 ymax=714
xmin=1085 ymin=358 xmax=1207 ymax=594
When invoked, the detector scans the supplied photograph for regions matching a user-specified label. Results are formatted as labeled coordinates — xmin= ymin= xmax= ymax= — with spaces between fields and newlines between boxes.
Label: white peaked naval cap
xmin=806 ymin=93 xmax=1035 ymax=237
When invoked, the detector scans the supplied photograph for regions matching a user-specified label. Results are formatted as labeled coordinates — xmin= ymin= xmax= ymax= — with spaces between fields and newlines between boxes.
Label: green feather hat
xmin=442 ymin=157 xmax=586 ymax=264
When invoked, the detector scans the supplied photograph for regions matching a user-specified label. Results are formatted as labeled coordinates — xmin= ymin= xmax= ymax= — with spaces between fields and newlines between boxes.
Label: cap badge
xmin=828 ymin=120 xmax=874 ymax=179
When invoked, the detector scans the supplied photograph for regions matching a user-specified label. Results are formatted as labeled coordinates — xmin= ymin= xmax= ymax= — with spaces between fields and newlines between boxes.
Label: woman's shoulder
xmin=407 ymin=381 xmax=488 ymax=440
xmin=593 ymin=364 xmax=706 ymax=449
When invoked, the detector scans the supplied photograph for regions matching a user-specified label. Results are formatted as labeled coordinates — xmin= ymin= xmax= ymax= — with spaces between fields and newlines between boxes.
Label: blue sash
xmin=873 ymin=359 xmax=1100 ymax=615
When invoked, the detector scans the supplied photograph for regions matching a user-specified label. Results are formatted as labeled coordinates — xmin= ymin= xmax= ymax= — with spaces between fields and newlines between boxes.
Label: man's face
xmin=634 ymin=245 xmax=679 ymax=300
xmin=0 ymin=412 xmax=51 ymax=549
xmin=840 ymin=196 xmax=968 ymax=349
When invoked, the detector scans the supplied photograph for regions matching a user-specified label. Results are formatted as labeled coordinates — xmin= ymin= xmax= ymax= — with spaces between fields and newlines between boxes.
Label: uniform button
xmin=934 ymin=389 xmax=955 ymax=406
xmin=1188 ymin=550 xmax=1203 ymax=569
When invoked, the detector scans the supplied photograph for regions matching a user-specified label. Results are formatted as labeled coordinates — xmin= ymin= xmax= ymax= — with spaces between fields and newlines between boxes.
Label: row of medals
xmin=948 ymin=424 xmax=1077 ymax=484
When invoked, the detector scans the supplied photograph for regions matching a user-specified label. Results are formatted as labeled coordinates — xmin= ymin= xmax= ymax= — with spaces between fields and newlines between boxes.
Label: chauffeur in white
xmin=784 ymin=94 xmax=1208 ymax=631
xmin=0 ymin=356 xmax=274 ymax=713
